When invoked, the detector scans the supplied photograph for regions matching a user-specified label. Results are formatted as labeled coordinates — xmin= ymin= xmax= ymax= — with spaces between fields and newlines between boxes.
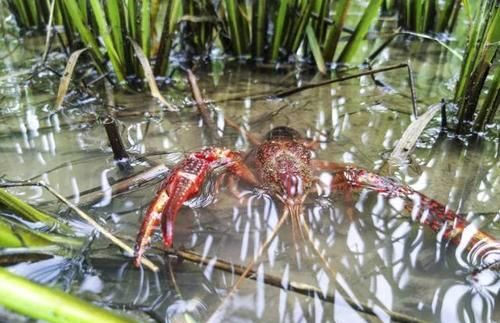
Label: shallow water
xmin=0 ymin=30 xmax=499 ymax=323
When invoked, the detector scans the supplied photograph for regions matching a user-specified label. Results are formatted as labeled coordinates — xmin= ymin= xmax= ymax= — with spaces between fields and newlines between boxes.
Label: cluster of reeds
xmin=55 ymin=0 xmax=183 ymax=83
xmin=5 ymin=0 xmax=54 ymax=30
xmin=7 ymin=0 xmax=385 ymax=79
xmin=5 ymin=1 xmax=497 ymax=133
xmin=389 ymin=0 xmax=463 ymax=33
xmin=220 ymin=0 xmax=383 ymax=68
xmin=453 ymin=0 xmax=499 ymax=133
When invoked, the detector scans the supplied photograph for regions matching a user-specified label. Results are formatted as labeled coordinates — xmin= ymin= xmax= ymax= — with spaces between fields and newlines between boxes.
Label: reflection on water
xmin=0 ymin=33 xmax=499 ymax=322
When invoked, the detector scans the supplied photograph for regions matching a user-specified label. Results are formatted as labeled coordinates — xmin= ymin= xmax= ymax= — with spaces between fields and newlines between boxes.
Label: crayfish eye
xmin=265 ymin=126 xmax=302 ymax=141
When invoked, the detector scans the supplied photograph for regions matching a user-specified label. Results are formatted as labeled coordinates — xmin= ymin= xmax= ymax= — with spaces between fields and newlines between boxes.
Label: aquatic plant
xmin=454 ymin=0 xmax=499 ymax=133
xmin=221 ymin=0 xmax=383 ymax=66
xmin=0 ymin=268 xmax=137 ymax=323
xmin=0 ymin=188 xmax=81 ymax=249
xmin=5 ymin=0 xmax=53 ymax=30
xmin=394 ymin=0 xmax=463 ymax=33
xmin=52 ymin=0 xmax=183 ymax=83
xmin=5 ymin=0 xmax=385 ymax=83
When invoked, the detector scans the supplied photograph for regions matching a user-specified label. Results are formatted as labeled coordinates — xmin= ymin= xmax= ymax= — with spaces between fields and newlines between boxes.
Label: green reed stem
xmin=454 ymin=0 xmax=498 ymax=132
xmin=106 ymin=0 xmax=126 ymax=69
xmin=89 ymin=0 xmax=125 ymax=82
xmin=224 ymin=0 xmax=248 ymax=56
xmin=0 ymin=217 xmax=81 ymax=248
xmin=270 ymin=0 xmax=288 ymax=61
xmin=473 ymin=66 xmax=499 ymax=131
xmin=140 ymin=0 xmax=151 ymax=59
xmin=289 ymin=0 xmax=313 ymax=53
xmin=306 ymin=23 xmax=326 ymax=74
xmin=0 ymin=268 xmax=137 ymax=323
xmin=0 ymin=188 xmax=72 ymax=233
xmin=322 ymin=0 xmax=350 ymax=62
xmin=338 ymin=0 xmax=382 ymax=63
xmin=61 ymin=0 xmax=103 ymax=62
xmin=252 ymin=0 xmax=267 ymax=59
xmin=154 ymin=0 xmax=181 ymax=75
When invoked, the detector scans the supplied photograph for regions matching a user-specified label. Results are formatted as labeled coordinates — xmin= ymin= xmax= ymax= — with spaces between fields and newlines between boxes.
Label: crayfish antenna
xmin=287 ymin=202 xmax=306 ymax=246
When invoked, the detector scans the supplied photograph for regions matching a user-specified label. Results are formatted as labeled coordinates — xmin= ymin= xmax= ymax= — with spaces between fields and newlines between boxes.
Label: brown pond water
xmin=0 ymin=28 xmax=499 ymax=323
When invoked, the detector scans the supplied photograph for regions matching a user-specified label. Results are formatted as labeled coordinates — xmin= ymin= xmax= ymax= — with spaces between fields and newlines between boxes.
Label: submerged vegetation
xmin=394 ymin=0 xmax=463 ymax=33
xmin=453 ymin=0 xmax=499 ymax=133
xmin=5 ymin=0 xmax=497 ymax=132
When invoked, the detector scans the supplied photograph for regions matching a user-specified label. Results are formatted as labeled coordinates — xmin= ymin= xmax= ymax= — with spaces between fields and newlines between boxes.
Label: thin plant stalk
xmin=454 ymin=0 xmax=499 ymax=132
xmin=153 ymin=0 xmax=176 ymax=75
xmin=322 ymin=0 xmax=351 ymax=62
xmin=0 ymin=217 xmax=81 ymax=249
xmin=269 ymin=0 xmax=288 ymax=61
xmin=89 ymin=0 xmax=125 ymax=82
xmin=251 ymin=0 xmax=267 ymax=59
xmin=306 ymin=23 xmax=326 ymax=74
xmin=0 ymin=267 xmax=137 ymax=323
xmin=140 ymin=0 xmax=151 ymax=59
xmin=0 ymin=188 xmax=71 ymax=233
xmin=106 ymin=0 xmax=126 ymax=69
xmin=288 ymin=0 xmax=313 ymax=53
xmin=60 ymin=0 xmax=103 ymax=65
xmin=338 ymin=0 xmax=382 ymax=63
xmin=224 ymin=0 xmax=248 ymax=57
xmin=473 ymin=66 xmax=499 ymax=131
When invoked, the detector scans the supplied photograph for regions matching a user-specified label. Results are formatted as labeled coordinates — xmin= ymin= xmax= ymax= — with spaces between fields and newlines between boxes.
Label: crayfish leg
xmin=340 ymin=167 xmax=499 ymax=268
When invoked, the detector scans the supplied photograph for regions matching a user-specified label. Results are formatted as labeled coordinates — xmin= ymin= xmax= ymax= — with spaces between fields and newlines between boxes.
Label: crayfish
xmin=132 ymin=126 xmax=499 ymax=272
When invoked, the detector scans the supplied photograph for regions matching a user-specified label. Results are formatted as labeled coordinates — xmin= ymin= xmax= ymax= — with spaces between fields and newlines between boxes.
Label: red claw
xmin=133 ymin=148 xmax=237 ymax=266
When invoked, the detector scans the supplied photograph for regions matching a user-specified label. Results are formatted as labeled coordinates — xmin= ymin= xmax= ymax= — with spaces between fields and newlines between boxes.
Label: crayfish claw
xmin=133 ymin=147 xmax=245 ymax=267
xmin=133 ymin=190 xmax=169 ymax=267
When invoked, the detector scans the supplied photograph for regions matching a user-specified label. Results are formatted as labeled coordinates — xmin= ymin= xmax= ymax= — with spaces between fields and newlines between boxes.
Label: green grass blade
xmin=338 ymin=0 xmax=382 ymax=63
xmin=455 ymin=0 xmax=498 ymax=132
xmin=270 ymin=0 xmax=289 ymax=61
xmin=60 ymin=0 xmax=103 ymax=62
xmin=306 ymin=23 xmax=326 ymax=74
xmin=473 ymin=66 xmax=499 ymax=131
xmin=0 ymin=217 xmax=81 ymax=248
xmin=383 ymin=0 xmax=395 ymax=12
xmin=311 ymin=0 xmax=327 ymax=38
xmin=322 ymin=0 xmax=351 ymax=62
xmin=224 ymin=0 xmax=244 ymax=56
xmin=0 ymin=188 xmax=71 ymax=233
xmin=454 ymin=0 xmax=493 ymax=104
xmin=0 ymin=267 xmax=137 ymax=323
xmin=25 ymin=0 xmax=38 ymax=26
xmin=289 ymin=0 xmax=313 ymax=53
xmin=11 ymin=0 xmax=30 ymax=27
xmin=89 ymin=0 xmax=125 ymax=82
xmin=106 ymin=0 xmax=126 ymax=67
xmin=252 ymin=0 xmax=267 ymax=59
xmin=153 ymin=0 xmax=181 ymax=75
xmin=126 ymin=0 xmax=137 ymax=41
xmin=124 ymin=0 xmax=138 ymax=74
xmin=77 ymin=0 xmax=88 ymax=23
xmin=140 ymin=0 xmax=151 ymax=58
xmin=404 ymin=0 xmax=411 ymax=29
xmin=415 ymin=0 xmax=422 ymax=32
xmin=437 ymin=0 xmax=457 ymax=32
